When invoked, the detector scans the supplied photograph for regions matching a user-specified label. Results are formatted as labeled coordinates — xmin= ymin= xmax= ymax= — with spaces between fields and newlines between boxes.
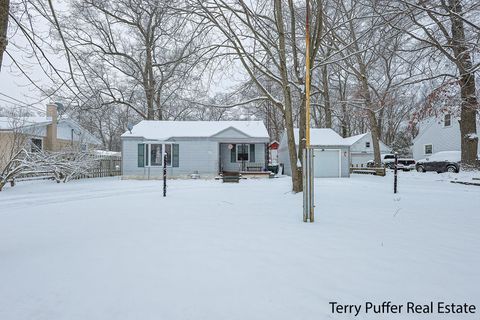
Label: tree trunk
xmin=360 ymin=73 xmax=382 ymax=166
xmin=0 ymin=0 xmax=9 ymax=72
xmin=322 ymin=65 xmax=332 ymax=128
xmin=284 ymin=107 xmax=302 ymax=193
xmin=155 ymin=90 xmax=163 ymax=120
xmin=448 ymin=0 xmax=478 ymax=166
xmin=144 ymin=44 xmax=155 ymax=120
xmin=274 ymin=0 xmax=302 ymax=192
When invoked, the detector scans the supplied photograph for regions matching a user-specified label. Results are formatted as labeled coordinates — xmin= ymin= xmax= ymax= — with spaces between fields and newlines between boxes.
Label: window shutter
xmin=230 ymin=144 xmax=236 ymax=162
xmin=172 ymin=144 xmax=180 ymax=167
xmin=138 ymin=143 xmax=145 ymax=167
xmin=250 ymin=144 xmax=255 ymax=162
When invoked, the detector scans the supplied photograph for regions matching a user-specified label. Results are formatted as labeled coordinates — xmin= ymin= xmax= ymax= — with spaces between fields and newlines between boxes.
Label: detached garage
xmin=278 ymin=128 xmax=350 ymax=178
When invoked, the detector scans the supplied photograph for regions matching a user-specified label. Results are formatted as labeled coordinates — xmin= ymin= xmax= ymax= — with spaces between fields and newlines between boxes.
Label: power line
xmin=0 ymin=92 xmax=46 ymax=114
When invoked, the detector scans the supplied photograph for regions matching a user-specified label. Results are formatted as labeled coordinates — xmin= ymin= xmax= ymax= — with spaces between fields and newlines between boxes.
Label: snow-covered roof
xmin=294 ymin=128 xmax=351 ymax=146
xmin=121 ymin=120 xmax=269 ymax=140
xmin=0 ymin=116 xmax=52 ymax=130
xmin=0 ymin=116 xmax=101 ymax=145
xmin=343 ymin=133 xmax=368 ymax=145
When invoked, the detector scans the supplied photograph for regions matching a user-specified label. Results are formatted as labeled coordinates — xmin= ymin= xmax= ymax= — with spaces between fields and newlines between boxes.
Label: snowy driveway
xmin=1 ymin=172 xmax=479 ymax=320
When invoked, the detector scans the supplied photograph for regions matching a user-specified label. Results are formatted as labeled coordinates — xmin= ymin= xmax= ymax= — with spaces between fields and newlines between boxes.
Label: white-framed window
xmin=365 ymin=141 xmax=370 ymax=148
xmin=424 ymin=144 xmax=433 ymax=155
xmin=141 ymin=143 xmax=175 ymax=167
xmin=444 ymin=113 xmax=452 ymax=127
xmin=236 ymin=144 xmax=249 ymax=162
xmin=31 ymin=138 xmax=42 ymax=152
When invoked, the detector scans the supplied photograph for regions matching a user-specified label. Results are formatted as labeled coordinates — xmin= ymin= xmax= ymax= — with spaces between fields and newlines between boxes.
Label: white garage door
xmin=313 ymin=149 xmax=340 ymax=178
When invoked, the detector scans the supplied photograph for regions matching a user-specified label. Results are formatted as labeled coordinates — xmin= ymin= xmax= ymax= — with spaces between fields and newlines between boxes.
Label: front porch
xmin=218 ymin=142 xmax=269 ymax=176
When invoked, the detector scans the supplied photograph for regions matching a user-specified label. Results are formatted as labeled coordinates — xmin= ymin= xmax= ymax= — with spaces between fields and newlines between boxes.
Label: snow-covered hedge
xmin=0 ymin=148 xmax=97 ymax=191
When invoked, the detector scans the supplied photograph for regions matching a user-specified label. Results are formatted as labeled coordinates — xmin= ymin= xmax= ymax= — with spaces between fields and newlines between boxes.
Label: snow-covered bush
xmin=0 ymin=148 xmax=97 ymax=191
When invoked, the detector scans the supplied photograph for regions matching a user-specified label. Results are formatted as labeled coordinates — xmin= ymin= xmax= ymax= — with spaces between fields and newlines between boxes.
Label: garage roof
xmin=294 ymin=128 xmax=351 ymax=146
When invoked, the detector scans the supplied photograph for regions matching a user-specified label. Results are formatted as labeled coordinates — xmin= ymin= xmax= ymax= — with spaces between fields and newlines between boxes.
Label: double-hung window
xmin=444 ymin=113 xmax=452 ymax=127
xmin=150 ymin=144 xmax=163 ymax=166
xmin=424 ymin=144 xmax=433 ymax=155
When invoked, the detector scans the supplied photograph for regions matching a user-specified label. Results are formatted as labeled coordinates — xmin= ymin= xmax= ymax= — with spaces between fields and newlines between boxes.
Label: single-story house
xmin=120 ymin=120 xmax=270 ymax=179
xmin=344 ymin=132 xmax=390 ymax=167
xmin=412 ymin=113 xmax=480 ymax=160
xmin=0 ymin=103 xmax=101 ymax=167
xmin=278 ymin=128 xmax=351 ymax=178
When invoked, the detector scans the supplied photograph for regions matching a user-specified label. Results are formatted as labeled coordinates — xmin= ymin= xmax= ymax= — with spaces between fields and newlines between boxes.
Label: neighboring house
xmin=120 ymin=120 xmax=270 ymax=179
xmin=0 ymin=103 xmax=101 ymax=167
xmin=344 ymin=132 xmax=390 ymax=167
xmin=412 ymin=113 xmax=480 ymax=160
xmin=278 ymin=128 xmax=351 ymax=178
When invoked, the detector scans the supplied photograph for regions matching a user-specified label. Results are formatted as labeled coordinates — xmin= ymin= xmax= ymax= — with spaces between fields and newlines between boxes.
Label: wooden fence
xmin=71 ymin=157 xmax=122 ymax=180
xmin=14 ymin=153 xmax=122 ymax=183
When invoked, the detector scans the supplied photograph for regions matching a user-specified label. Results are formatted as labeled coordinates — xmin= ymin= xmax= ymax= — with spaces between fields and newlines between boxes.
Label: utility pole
xmin=303 ymin=0 xmax=314 ymax=223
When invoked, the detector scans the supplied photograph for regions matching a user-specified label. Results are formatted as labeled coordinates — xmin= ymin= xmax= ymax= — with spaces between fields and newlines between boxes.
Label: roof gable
xmin=343 ymin=133 xmax=368 ymax=145
xmin=210 ymin=126 xmax=251 ymax=139
xmin=58 ymin=119 xmax=101 ymax=145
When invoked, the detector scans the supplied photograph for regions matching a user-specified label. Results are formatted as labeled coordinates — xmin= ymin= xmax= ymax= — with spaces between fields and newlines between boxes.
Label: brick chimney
xmin=45 ymin=103 xmax=58 ymax=151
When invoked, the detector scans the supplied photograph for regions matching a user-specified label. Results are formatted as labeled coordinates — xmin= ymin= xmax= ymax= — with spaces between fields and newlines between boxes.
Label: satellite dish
xmin=127 ymin=123 xmax=133 ymax=134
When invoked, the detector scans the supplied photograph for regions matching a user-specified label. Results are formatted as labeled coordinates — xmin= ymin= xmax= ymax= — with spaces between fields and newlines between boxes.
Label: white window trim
xmin=236 ymin=143 xmax=250 ymax=162
xmin=365 ymin=141 xmax=371 ymax=148
xmin=424 ymin=144 xmax=433 ymax=155
xmin=145 ymin=143 xmax=173 ymax=167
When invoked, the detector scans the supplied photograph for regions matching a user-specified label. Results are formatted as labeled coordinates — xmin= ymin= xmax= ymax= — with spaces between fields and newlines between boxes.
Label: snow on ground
xmin=0 ymin=172 xmax=479 ymax=320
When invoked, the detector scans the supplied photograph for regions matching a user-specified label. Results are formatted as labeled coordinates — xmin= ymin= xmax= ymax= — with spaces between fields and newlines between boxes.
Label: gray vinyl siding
xmin=412 ymin=116 xmax=480 ymax=160
xmin=350 ymin=133 xmax=391 ymax=166
xmin=350 ymin=133 xmax=390 ymax=153
xmin=122 ymin=138 xmax=219 ymax=178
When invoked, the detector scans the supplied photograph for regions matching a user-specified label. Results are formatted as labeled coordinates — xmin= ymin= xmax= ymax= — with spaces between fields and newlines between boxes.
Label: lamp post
xmin=163 ymin=152 xmax=167 ymax=197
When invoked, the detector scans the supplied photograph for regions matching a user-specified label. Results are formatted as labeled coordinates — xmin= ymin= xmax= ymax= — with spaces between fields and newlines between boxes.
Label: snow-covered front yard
xmin=1 ymin=172 xmax=479 ymax=320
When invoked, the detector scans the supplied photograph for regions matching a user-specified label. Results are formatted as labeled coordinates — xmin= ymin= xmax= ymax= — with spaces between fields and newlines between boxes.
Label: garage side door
xmin=313 ymin=149 xmax=340 ymax=178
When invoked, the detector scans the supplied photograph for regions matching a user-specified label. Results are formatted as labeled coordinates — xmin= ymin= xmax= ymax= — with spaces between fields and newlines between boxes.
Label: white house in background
xmin=278 ymin=128 xmax=351 ymax=178
xmin=0 ymin=103 xmax=101 ymax=154
xmin=344 ymin=132 xmax=390 ymax=167
xmin=120 ymin=121 xmax=270 ymax=179
xmin=412 ymin=113 xmax=480 ymax=160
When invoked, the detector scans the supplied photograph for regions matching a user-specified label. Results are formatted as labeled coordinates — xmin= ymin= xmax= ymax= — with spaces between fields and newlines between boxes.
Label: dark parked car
xmin=415 ymin=151 xmax=460 ymax=173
